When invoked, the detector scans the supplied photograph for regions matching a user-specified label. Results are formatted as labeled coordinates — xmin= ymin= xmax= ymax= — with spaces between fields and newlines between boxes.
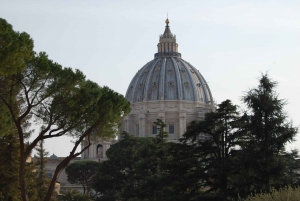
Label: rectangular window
xmin=169 ymin=124 xmax=174 ymax=134
xmin=136 ymin=124 xmax=139 ymax=136
xmin=152 ymin=125 xmax=157 ymax=134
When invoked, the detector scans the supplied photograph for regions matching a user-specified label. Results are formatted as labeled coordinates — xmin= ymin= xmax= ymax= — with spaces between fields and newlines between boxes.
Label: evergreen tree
xmin=0 ymin=133 xmax=38 ymax=201
xmin=92 ymin=120 xmax=203 ymax=201
xmin=34 ymin=140 xmax=50 ymax=200
xmin=239 ymin=74 xmax=298 ymax=194
xmin=0 ymin=133 xmax=21 ymax=201
xmin=181 ymin=99 xmax=243 ymax=200
xmin=25 ymin=159 xmax=38 ymax=201
xmin=92 ymin=132 xmax=155 ymax=201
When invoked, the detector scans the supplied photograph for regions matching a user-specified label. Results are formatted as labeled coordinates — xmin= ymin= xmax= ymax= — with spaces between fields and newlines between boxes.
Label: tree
xmin=91 ymin=132 xmax=155 ymax=201
xmin=0 ymin=133 xmax=38 ymax=201
xmin=0 ymin=19 xmax=130 ymax=201
xmin=239 ymin=73 xmax=298 ymax=194
xmin=25 ymin=159 xmax=38 ymax=201
xmin=65 ymin=161 xmax=101 ymax=195
xmin=0 ymin=133 xmax=21 ymax=200
xmin=92 ymin=120 xmax=203 ymax=201
xmin=282 ymin=149 xmax=300 ymax=185
xmin=35 ymin=140 xmax=51 ymax=200
xmin=57 ymin=189 xmax=91 ymax=201
xmin=181 ymin=99 xmax=244 ymax=200
xmin=0 ymin=18 xmax=34 ymax=76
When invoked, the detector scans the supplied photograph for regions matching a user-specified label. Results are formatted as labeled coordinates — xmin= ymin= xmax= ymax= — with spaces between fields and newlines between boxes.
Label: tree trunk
xmin=19 ymin=149 xmax=29 ymax=201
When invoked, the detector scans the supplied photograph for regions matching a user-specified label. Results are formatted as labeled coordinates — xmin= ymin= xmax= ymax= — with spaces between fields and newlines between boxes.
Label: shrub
xmin=241 ymin=186 xmax=300 ymax=201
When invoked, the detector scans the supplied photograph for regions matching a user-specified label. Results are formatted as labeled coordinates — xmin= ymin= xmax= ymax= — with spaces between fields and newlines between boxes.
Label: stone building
xmin=33 ymin=154 xmax=81 ymax=194
xmin=81 ymin=139 xmax=117 ymax=161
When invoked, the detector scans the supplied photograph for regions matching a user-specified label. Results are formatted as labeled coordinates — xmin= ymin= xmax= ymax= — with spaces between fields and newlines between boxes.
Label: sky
xmin=1 ymin=0 xmax=300 ymax=156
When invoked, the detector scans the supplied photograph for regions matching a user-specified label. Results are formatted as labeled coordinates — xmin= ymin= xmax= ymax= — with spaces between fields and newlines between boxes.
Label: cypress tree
xmin=34 ymin=140 xmax=50 ymax=200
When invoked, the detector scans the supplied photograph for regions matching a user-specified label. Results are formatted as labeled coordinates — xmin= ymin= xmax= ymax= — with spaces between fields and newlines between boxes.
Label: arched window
xmin=97 ymin=144 xmax=103 ymax=158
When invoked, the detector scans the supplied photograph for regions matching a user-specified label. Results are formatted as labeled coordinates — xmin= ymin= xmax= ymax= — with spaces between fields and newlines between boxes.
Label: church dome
xmin=122 ymin=19 xmax=213 ymax=140
xmin=125 ymin=19 xmax=213 ymax=104
xmin=49 ymin=154 xmax=58 ymax=159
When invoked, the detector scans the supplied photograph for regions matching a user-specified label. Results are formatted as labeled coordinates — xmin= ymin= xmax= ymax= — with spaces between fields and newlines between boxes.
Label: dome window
xmin=197 ymin=83 xmax=201 ymax=87
xmin=168 ymin=81 xmax=174 ymax=86
xmin=190 ymin=69 xmax=195 ymax=73
xmin=153 ymin=82 xmax=157 ymax=86
xmin=167 ymin=66 xmax=173 ymax=72
xmin=138 ymin=84 xmax=143 ymax=88
xmin=184 ymin=82 xmax=189 ymax=86
xmin=179 ymin=66 xmax=185 ymax=72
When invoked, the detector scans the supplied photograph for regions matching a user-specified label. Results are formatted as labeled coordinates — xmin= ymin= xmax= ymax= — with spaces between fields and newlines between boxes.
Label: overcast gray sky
xmin=1 ymin=0 xmax=299 ymax=156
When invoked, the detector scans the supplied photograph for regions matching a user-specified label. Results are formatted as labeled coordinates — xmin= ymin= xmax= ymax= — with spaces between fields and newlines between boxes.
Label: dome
xmin=122 ymin=19 xmax=213 ymax=140
xmin=49 ymin=154 xmax=58 ymax=159
xmin=125 ymin=21 xmax=213 ymax=104
xmin=125 ymin=57 xmax=213 ymax=104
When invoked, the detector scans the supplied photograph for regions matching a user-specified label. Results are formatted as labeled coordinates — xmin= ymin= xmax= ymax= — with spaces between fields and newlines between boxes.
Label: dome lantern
xmin=155 ymin=18 xmax=181 ymax=58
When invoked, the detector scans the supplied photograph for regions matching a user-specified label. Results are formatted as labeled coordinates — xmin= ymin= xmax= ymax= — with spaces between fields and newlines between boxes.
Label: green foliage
xmin=0 ymin=18 xmax=34 ymax=76
xmin=25 ymin=161 xmax=38 ymax=201
xmin=92 ymin=122 xmax=203 ymax=201
xmin=91 ymin=86 xmax=131 ymax=139
xmin=65 ymin=161 xmax=101 ymax=195
xmin=34 ymin=140 xmax=51 ymax=200
xmin=236 ymin=74 xmax=298 ymax=196
xmin=57 ymin=189 xmax=92 ymax=201
xmin=0 ymin=133 xmax=38 ymax=201
xmin=0 ymin=103 xmax=12 ymax=137
xmin=0 ymin=18 xmax=130 ymax=201
xmin=181 ymin=100 xmax=243 ymax=200
xmin=155 ymin=119 xmax=168 ymax=142
xmin=92 ymin=132 xmax=156 ymax=200
xmin=0 ymin=133 xmax=21 ymax=201
xmin=280 ymin=149 xmax=300 ymax=185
